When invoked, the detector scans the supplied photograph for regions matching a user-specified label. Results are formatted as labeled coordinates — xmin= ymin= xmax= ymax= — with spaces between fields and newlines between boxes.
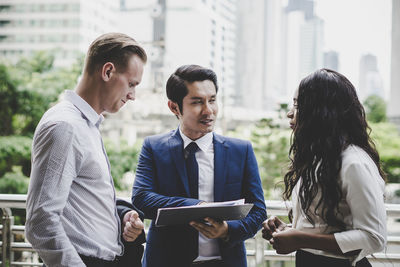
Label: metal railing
xmin=1 ymin=195 xmax=400 ymax=266
xmin=245 ymin=200 xmax=400 ymax=266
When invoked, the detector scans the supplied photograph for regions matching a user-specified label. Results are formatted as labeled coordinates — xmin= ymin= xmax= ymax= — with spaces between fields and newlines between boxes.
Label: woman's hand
xmin=262 ymin=216 xmax=289 ymax=240
xmin=270 ymin=228 xmax=302 ymax=254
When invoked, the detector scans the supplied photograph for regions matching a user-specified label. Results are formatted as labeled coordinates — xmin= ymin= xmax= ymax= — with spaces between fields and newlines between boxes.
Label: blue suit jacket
xmin=132 ymin=129 xmax=267 ymax=267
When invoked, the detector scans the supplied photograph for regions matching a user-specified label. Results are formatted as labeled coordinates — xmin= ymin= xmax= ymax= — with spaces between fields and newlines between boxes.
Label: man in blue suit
xmin=132 ymin=65 xmax=267 ymax=267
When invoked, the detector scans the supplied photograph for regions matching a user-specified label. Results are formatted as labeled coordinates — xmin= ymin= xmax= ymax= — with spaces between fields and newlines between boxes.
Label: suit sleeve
xmin=223 ymin=142 xmax=267 ymax=247
xmin=132 ymin=138 xmax=201 ymax=219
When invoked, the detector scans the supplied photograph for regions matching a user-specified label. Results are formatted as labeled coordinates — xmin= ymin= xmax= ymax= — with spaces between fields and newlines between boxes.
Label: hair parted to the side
xmin=166 ymin=65 xmax=218 ymax=114
xmin=283 ymin=68 xmax=386 ymax=229
xmin=84 ymin=32 xmax=147 ymax=75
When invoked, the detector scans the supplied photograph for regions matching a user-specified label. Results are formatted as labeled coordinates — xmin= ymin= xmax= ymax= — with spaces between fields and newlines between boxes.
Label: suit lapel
xmin=168 ymin=128 xmax=191 ymax=197
xmin=213 ymin=133 xmax=228 ymax=202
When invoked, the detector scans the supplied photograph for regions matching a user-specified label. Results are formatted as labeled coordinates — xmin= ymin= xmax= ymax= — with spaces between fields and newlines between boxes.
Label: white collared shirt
xmin=292 ymin=145 xmax=387 ymax=265
xmin=26 ymin=90 xmax=123 ymax=267
xmin=179 ymin=128 xmax=222 ymax=261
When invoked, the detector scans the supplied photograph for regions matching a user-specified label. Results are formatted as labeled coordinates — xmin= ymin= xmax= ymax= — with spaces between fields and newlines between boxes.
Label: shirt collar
xmin=64 ymin=90 xmax=104 ymax=127
xmin=179 ymin=126 xmax=213 ymax=152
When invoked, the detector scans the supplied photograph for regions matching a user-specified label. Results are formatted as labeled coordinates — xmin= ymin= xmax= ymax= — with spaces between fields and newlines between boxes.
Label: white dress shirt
xmin=179 ymin=128 xmax=222 ymax=261
xmin=292 ymin=145 xmax=387 ymax=265
xmin=26 ymin=90 xmax=123 ymax=267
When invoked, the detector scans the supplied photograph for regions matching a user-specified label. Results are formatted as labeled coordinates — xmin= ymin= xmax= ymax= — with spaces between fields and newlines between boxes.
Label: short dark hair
xmin=166 ymin=65 xmax=218 ymax=113
xmin=84 ymin=32 xmax=147 ymax=75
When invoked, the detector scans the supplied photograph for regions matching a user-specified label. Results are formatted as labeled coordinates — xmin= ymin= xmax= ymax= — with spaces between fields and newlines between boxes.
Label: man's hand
xmin=262 ymin=216 xmax=289 ymax=240
xmin=269 ymin=228 xmax=302 ymax=254
xmin=190 ymin=217 xmax=228 ymax=239
xmin=122 ymin=210 xmax=144 ymax=242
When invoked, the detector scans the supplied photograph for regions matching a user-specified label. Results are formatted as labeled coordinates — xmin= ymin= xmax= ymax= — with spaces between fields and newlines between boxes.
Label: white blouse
xmin=292 ymin=145 xmax=387 ymax=265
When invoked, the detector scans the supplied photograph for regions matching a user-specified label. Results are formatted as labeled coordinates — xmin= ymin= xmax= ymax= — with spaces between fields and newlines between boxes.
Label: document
xmin=155 ymin=199 xmax=253 ymax=226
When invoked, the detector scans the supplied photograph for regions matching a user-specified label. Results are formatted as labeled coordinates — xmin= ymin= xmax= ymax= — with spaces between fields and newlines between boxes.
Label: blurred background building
xmin=358 ymin=53 xmax=384 ymax=101
xmin=323 ymin=50 xmax=339 ymax=71
xmin=0 ymin=0 xmax=118 ymax=67
xmin=0 ymin=0 xmax=397 ymax=141
xmin=388 ymin=0 xmax=400 ymax=128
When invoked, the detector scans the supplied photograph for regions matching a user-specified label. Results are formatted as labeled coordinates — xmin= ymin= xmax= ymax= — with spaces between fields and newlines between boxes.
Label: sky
xmin=314 ymin=0 xmax=392 ymax=98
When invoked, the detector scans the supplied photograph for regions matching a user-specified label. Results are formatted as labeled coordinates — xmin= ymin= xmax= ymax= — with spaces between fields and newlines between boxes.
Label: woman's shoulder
xmin=340 ymin=145 xmax=384 ymax=186
xmin=341 ymin=145 xmax=373 ymax=166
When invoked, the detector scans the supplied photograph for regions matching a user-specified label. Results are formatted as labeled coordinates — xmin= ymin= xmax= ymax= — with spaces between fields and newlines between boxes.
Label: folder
xmin=155 ymin=199 xmax=254 ymax=226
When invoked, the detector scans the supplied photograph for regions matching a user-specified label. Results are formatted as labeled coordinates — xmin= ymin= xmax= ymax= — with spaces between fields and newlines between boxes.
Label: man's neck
xmin=75 ymin=74 xmax=103 ymax=115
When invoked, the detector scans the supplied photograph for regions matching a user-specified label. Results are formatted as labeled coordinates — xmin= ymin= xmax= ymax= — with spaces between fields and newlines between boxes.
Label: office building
xmin=0 ymin=0 xmax=119 ymax=66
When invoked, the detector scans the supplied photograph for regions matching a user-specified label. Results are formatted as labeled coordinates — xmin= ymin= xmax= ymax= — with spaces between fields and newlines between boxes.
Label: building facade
xmin=0 ymin=0 xmax=118 ymax=66
xmin=388 ymin=0 xmax=400 ymax=127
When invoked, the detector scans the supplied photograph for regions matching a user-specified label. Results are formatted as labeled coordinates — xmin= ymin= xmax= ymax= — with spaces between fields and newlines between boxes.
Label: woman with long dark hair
xmin=262 ymin=69 xmax=387 ymax=267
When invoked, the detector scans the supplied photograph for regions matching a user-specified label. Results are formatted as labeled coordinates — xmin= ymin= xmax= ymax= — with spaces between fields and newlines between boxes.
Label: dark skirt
xmin=295 ymin=250 xmax=371 ymax=267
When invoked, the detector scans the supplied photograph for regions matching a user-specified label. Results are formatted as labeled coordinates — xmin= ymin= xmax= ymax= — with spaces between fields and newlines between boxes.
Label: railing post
xmin=2 ymin=208 xmax=14 ymax=267
xmin=255 ymin=231 xmax=265 ymax=267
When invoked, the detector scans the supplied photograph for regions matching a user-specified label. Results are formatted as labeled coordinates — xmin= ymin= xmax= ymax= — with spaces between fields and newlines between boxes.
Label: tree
xmin=363 ymin=95 xmax=387 ymax=123
xmin=0 ymin=51 xmax=83 ymax=195
xmin=0 ymin=136 xmax=32 ymax=177
xmin=0 ymin=51 xmax=84 ymax=137
xmin=249 ymin=119 xmax=292 ymax=199
xmin=0 ymin=64 xmax=18 ymax=135
xmin=105 ymin=140 xmax=141 ymax=191
xmin=369 ymin=122 xmax=400 ymax=183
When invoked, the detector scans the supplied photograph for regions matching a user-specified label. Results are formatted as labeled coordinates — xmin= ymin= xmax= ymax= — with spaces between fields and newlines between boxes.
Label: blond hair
xmin=84 ymin=32 xmax=147 ymax=74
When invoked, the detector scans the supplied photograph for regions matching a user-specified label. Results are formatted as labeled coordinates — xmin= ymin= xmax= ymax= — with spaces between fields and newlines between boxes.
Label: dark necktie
xmin=185 ymin=142 xmax=199 ymax=199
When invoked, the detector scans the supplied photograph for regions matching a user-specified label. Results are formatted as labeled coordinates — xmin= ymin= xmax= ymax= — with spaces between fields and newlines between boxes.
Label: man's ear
xmin=168 ymin=100 xmax=181 ymax=117
xmin=102 ymin=62 xmax=114 ymax=81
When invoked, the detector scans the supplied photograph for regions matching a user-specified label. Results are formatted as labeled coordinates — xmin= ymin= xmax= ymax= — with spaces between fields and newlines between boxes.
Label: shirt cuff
xmin=334 ymin=230 xmax=365 ymax=265
xmin=334 ymin=229 xmax=365 ymax=253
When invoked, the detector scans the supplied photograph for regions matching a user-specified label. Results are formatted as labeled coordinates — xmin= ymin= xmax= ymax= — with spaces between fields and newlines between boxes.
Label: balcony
xmin=1 ymin=194 xmax=399 ymax=266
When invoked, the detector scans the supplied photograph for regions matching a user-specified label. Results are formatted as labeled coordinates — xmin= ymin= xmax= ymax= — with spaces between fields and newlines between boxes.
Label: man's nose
xmin=127 ymin=91 xmax=135 ymax=101
xmin=202 ymin=103 xmax=213 ymax=114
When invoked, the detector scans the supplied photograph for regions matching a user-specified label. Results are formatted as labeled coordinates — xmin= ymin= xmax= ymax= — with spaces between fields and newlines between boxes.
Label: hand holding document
xmin=155 ymin=199 xmax=253 ymax=226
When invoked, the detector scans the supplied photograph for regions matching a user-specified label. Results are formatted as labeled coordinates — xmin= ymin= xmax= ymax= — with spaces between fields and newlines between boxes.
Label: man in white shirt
xmin=26 ymin=33 xmax=147 ymax=267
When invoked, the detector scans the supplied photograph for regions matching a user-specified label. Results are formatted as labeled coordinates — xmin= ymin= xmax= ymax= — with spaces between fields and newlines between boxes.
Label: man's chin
xmin=202 ymin=125 xmax=214 ymax=133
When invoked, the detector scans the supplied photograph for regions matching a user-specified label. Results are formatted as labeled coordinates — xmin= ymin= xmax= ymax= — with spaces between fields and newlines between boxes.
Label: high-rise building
xmin=359 ymin=54 xmax=384 ymax=101
xmin=282 ymin=0 xmax=324 ymax=103
xmin=235 ymin=0 xmax=284 ymax=112
xmin=282 ymin=9 xmax=304 ymax=102
xmin=0 ymin=0 xmax=119 ymax=66
xmin=235 ymin=0 xmax=294 ymax=113
xmin=299 ymin=15 xmax=324 ymax=78
xmin=388 ymin=0 xmax=400 ymax=127
xmin=102 ymin=0 xmax=238 ymax=142
xmin=323 ymin=50 xmax=339 ymax=71
xmin=118 ymin=0 xmax=236 ymax=101
xmin=234 ymin=0 xmax=324 ymax=112
xmin=164 ymin=0 xmax=237 ymax=109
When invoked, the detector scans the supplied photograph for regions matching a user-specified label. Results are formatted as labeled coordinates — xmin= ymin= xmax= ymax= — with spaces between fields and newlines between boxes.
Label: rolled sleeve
xmin=334 ymin=160 xmax=387 ymax=264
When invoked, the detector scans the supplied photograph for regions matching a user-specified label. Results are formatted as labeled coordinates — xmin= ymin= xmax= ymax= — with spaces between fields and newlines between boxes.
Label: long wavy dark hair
xmin=283 ymin=68 xmax=386 ymax=229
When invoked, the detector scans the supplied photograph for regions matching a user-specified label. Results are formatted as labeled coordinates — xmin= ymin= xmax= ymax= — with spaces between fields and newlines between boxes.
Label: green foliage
xmin=0 ymin=136 xmax=32 ymax=177
xmin=0 ymin=64 xmax=18 ymax=135
xmin=363 ymin=95 xmax=387 ymax=123
xmin=235 ymin=118 xmax=400 ymax=199
xmin=369 ymin=122 xmax=400 ymax=183
xmin=249 ymin=118 xmax=291 ymax=199
xmin=0 ymin=169 xmax=29 ymax=194
xmin=15 ymin=50 xmax=55 ymax=74
xmin=0 ymin=50 xmax=83 ymax=137
xmin=0 ymin=51 xmax=83 ymax=197
xmin=104 ymin=140 xmax=141 ymax=191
